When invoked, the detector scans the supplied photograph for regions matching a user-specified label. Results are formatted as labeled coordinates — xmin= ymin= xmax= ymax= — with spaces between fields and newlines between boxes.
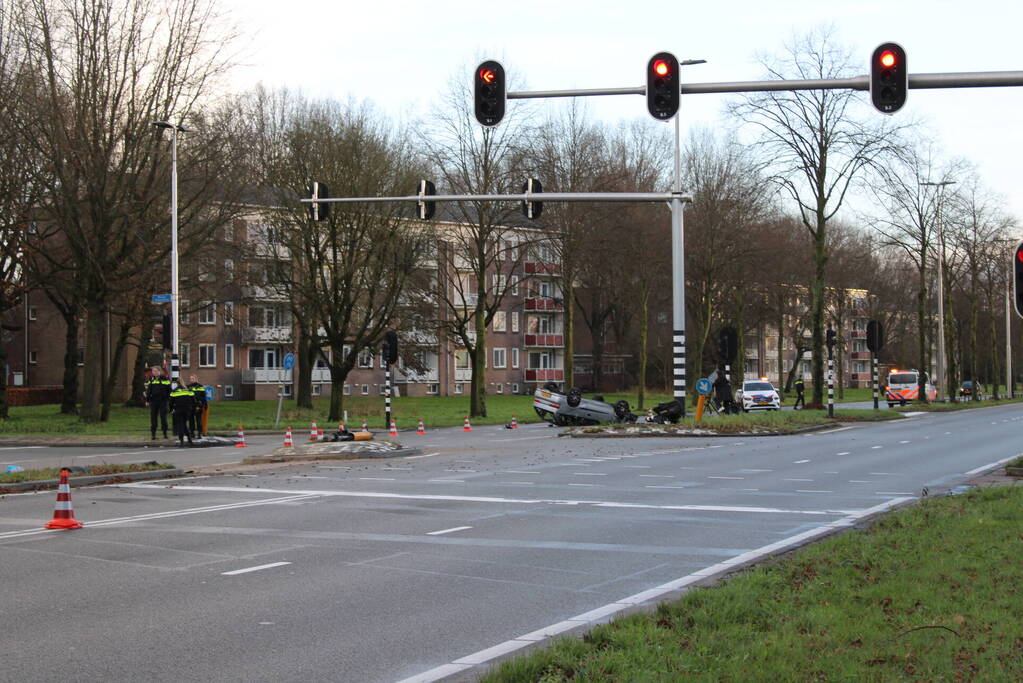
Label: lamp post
xmin=919 ymin=180 xmax=955 ymax=402
xmin=153 ymin=120 xmax=189 ymax=386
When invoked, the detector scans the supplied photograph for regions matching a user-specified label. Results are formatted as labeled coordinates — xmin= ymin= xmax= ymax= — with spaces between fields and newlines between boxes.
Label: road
xmin=1 ymin=405 xmax=1019 ymax=682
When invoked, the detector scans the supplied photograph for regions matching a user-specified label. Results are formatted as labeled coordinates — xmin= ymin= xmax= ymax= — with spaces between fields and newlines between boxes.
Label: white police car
xmin=735 ymin=379 xmax=781 ymax=412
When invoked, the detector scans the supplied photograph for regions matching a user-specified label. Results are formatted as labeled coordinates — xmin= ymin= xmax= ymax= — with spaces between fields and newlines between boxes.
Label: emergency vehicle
xmin=885 ymin=369 xmax=937 ymax=407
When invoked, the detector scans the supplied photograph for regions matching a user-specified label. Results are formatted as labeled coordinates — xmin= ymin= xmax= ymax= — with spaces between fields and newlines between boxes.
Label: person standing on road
xmin=793 ymin=377 xmax=806 ymax=410
xmin=187 ymin=374 xmax=207 ymax=438
xmin=168 ymin=382 xmax=196 ymax=446
xmin=145 ymin=365 xmax=171 ymax=439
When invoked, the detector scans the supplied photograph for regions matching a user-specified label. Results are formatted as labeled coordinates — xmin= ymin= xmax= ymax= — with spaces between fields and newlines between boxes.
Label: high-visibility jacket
xmin=169 ymin=387 xmax=196 ymax=415
xmin=145 ymin=377 xmax=172 ymax=403
xmin=187 ymin=382 xmax=207 ymax=408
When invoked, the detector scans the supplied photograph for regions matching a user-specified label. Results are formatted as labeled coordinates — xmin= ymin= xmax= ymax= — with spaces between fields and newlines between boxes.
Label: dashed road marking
xmin=222 ymin=562 xmax=291 ymax=576
xmin=793 ymin=459 xmax=811 ymax=464
xmin=426 ymin=526 xmax=473 ymax=536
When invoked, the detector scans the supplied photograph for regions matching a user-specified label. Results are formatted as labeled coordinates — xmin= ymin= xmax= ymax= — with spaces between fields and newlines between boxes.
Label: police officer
xmin=168 ymin=381 xmax=196 ymax=445
xmin=713 ymin=367 xmax=737 ymax=415
xmin=187 ymin=374 xmax=207 ymax=438
xmin=145 ymin=365 xmax=171 ymax=439
xmin=793 ymin=377 xmax=806 ymax=410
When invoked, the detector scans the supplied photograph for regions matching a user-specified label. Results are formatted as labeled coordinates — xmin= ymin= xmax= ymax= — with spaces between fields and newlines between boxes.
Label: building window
xmin=493 ymin=348 xmax=506 ymax=368
xmin=510 ymin=275 xmax=519 ymax=295
xmin=511 ymin=312 xmax=519 ymax=333
xmin=199 ymin=344 xmax=216 ymax=367
xmin=493 ymin=311 xmax=506 ymax=332
xmin=454 ymin=383 xmax=463 ymax=394
xmin=180 ymin=300 xmax=189 ymax=325
xmin=512 ymin=348 xmax=520 ymax=368
xmin=312 ymin=384 xmax=322 ymax=396
xmin=223 ymin=301 xmax=234 ymax=325
xmin=358 ymin=348 xmax=373 ymax=368
xmin=224 ymin=344 xmax=234 ymax=368
xmin=361 ymin=384 xmax=369 ymax=395
xmin=28 ymin=306 xmax=37 ymax=321
xmin=428 ymin=383 xmax=439 ymax=395
xmin=224 ymin=259 xmax=235 ymax=281
xmin=180 ymin=343 xmax=190 ymax=368
xmin=223 ymin=385 xmax=234 ymax=398
xmin=496 ymin=383 xmax=503 ymax=393
xmin=343 ymin=383 xmax=351 ymax=396
xmin=511 ymin=382 xmax=519 ymax=394
xmin=198 ymin=302 xmax=216 ymax=325
xmin=28 ymin=350 xmax=37 ymax=364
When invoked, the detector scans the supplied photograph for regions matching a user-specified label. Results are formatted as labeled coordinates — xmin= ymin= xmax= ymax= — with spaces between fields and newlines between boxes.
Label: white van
xmin=885 ymin=369 xmax=937 ymax=407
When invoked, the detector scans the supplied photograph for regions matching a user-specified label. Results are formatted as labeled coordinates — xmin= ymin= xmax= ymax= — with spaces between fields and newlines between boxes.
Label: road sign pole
xmin=827 ymin=350 xmax=835 ymax=418
xmin=872 ymin=354 xmax=879 ymax=410
xmin=670 ymin=113 xmax=687 ymax=416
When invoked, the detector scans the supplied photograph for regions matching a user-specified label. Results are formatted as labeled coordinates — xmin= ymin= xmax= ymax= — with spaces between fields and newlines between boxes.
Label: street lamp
xmin=919 ymin=179 xmax=956 ymax=402
xmin=152 ymin=120 xmax=189 ymax=386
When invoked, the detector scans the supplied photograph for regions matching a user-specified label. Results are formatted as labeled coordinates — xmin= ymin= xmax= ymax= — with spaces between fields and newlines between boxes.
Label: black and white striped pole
xmin=383 ymin=331 xmax=398 ymax=430
xmin=866 ymin=320 xmax=884 ymax=410
xmin=826 ymin=329 xmax=836 ymax=418
xmin=872 ymin=355 xmax=879 ymax=410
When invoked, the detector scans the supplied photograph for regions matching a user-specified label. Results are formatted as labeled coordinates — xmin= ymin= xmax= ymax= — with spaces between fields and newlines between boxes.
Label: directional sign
xmin=696 ymin=378 xmax=713 ymax=396
xmin=151 ymin=293 xmax=172 ymax=303
xmin=204 ymin=386 xmax=214 ymax=402
xmin=282 ymin=353 xmax=295 ymax=371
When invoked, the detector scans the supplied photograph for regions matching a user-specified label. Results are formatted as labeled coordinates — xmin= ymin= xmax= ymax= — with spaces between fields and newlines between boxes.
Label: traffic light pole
xmin=670 ymin=114 xmax=688 ymax=414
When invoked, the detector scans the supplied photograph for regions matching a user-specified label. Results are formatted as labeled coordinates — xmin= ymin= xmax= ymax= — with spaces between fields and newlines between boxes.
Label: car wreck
xmin=532 ymin=383 xmax=683 ymax=426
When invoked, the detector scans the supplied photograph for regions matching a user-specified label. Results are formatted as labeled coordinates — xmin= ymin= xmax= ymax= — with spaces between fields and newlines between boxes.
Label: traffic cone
xmin=309 ymin=422 xmax=318 ymax=442
xmin=318 ymin=427 xmax=325 ymax=441
xmin=389 ymin=420 xmax=398 ymax=437
xmin=44 ymin=468 xmax=83 ymax=530
xmin=361 ymin=418 xmax=368 ymax=431
xmin=510 ymin=415 xmax=518 ymax=429
xmin=463 ymin=416 xmax=472 ymax=432
xmin=234 ymin=425 xmax=246 ymax=448
xmin=283 ymin=426 xmax=294 ymax=447
xmin=416 ymin=419 xmax=426 ymax=435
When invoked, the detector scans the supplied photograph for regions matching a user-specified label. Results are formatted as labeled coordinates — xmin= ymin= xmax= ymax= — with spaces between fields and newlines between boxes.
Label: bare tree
xmin=730 ymin=27 xmax=899 ymax=405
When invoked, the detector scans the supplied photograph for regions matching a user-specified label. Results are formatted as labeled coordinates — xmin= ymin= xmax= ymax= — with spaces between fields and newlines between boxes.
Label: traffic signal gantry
xmin=1013 ymin=241 xmax=1023 ymax=318
xmin=305 ymin=47 xmax=1023 ymax=415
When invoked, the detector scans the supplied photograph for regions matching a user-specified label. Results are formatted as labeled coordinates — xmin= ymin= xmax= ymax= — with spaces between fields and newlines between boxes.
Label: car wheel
xmin=887 ymin=403 xmax=894 ymax=408
xmin=553 ymin=413 xmax=570 ymax=426
xmin=614 ymin=400 xmax=630 ymax=420
xmin=566 ymin=387 xmax=582 ymax=408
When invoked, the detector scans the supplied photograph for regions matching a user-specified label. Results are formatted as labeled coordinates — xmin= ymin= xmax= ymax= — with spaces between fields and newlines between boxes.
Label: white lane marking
xmin=707 ymin=476 xmax=743 ymax=480
xmin=817 ymin=426 xmax=854 ymax=434
xmin=428 ymin=480 xmax=465 ymax=483
xmin=569 ymin=483 xmax=603 ymax=488
xmin=871 ymin=446 xmax=883 ymax=450
xmin=501 ymin=471 xmax=541 ymax=475
xmin=0 ymin=446 xmax=45 ymax=451
xmin=406 ymin=452 xmax=440 ymax=459
xmin=623 ymin=465 xmax=652 ymax=469
xmin=577 ymin=459 xmax=609 ymax=462
xmin=397 ymin=497 xmax=913 ymax=683
xmin=301 ymin=476 xmax=328 ymax=480
xmin=869 ymin=472 xmax=895 ymax=476
xmin=639 ymin=474 xmax=675 ymax=478
xmin=784 ymin=478 xmax=813 ymax=482
xmin=359 ymin=478 xmax=396 ymax=481
xmin=222 ymin=561 xmax=291 ymax=576
xmin=899 ymin=440 xmax=911 ymax=444
xmin=0 ymin=494 xmax=320 ymax=541
xmin=494 ymin=435 xmax=554 ymax=442
xmin=903 ymin=411 xmax=926 ymax=416
xmin=739 ymin=489 xmax=760 ymax=492
xmin=118 ymin=483 xmax=848 ymax=516
xmin=793 ymin=459 xmax=811 ymax=464
xmin=426 ymin=526 xmax=473 ymax=536
xmin=964 ymin=454 xmax=1021 ymax=476
xmin=796 ymin=490 xmax=833 ymax=494
xmin=837 ymin=452 xmax=851 ymax=456
xmin=644 ymin=485 xmax=689 ymax=490
xmin=572 ymin=472 xmax=607 ymax=476
xmin=740 ymin=469 xmax=773 ymax=473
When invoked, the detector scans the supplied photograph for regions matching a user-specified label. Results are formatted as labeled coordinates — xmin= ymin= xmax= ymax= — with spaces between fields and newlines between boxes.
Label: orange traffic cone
xmin=283 ymin=426 xmax=294 ymax=447
xmin=510 ymin=415 xmax=518 ymax=429
xmin=309 ymin=422 xmax=318 ymax=442
xmin=44 ymin=469 xmax=83 ymax=530
xmin=416 ymin=419 xmax=426 ymax=435
xmin=388 ymin=420 xmax=398 ymax=437
xmin=463 ymin=416 xmax=472 ymax=432
xmin=361 ymin=418 xmax=368 ymax=431
xmin=235 ymin=425 xmax=246 ymax=448
xmin=318 ymin=427 xmax=325 ymax=441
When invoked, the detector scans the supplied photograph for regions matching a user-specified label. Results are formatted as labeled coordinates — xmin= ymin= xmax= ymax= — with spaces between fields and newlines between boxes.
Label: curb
xmin=0 ymin=468 xmax=185 ymax=493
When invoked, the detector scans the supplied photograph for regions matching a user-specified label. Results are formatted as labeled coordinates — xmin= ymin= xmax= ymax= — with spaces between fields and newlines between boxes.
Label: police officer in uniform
xmin=168 ymin=381 xmax=196 ymax=445
xmin=793 ymin=377 xmax=806 ymax=410
xmin=187 ymin=374 xmax=207 ymax=438
xmin=145 ymin=366 xmax=171 ymax=439
xmin=713 ymin=366 xmax=738 ymax=415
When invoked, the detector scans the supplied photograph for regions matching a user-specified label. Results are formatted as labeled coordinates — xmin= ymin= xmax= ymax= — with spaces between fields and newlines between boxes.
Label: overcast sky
xmin=222 ymin=0 xmax=1023 ymax=222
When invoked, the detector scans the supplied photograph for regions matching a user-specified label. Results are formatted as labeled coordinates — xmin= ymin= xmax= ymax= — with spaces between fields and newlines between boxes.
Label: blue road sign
xmin=283 ymin=353 xmax=295 ymax=371
xmin=696 ymin=377 xmax=713 ymax=396
xmin=204 ymin=386 xmax=214 ymax=401
xmin=151 ymin=293 xmax=172 ymax=303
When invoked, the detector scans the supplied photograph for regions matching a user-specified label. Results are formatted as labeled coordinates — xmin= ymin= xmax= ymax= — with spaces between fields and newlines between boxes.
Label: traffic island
xmin=0 ymin=462 xmax=182 ymax=493
xmin=242 ymin=439 xmax=418 ymax=464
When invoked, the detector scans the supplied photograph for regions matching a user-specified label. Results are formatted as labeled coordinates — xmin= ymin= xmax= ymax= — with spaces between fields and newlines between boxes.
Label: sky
xmin=221 ymin=0 xmax=1023 ymax=222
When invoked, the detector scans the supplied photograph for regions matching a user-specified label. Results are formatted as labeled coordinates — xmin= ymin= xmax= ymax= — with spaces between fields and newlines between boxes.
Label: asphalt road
xmin=1 ymin=405 xmax=1020 ymax=682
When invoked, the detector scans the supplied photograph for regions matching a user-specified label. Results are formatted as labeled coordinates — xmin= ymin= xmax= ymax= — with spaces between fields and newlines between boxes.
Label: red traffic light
xmin=479 ymin=68 xmax=496 ymax=84
xmin=879 ymin=50 xmax=897 ymax=68
xmin=1016 ymin=248 xmax=1023 ymax=263
xmin=653 ymin=59 xmax=671 ymax=77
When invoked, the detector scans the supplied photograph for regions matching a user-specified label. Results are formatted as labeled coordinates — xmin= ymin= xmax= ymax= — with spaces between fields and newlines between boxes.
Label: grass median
xmin=0 ymin=461 xmax=175 ymax=484
xmin=484 ymin=485 xmax=1023 ymax=682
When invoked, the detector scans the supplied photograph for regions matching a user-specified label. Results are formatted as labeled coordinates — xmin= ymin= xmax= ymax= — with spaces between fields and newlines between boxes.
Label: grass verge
xmin=894 ymin=396 xmax=1023 ymax=413
xmin=483 ymin=486 xmax=1023 ymax=682
xmin=0 ymin=461 xmax=175 ymax=484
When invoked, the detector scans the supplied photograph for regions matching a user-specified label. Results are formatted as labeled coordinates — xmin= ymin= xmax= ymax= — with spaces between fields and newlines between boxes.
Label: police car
xmin=734 ymin=379 xmax=781 ymax=412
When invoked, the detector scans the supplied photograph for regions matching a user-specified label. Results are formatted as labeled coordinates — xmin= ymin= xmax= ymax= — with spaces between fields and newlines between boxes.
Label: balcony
xmin=456 ymin=293 xmax=478 ymax=308
xmin=524 ymin=262 xmax=561 ymax=275
xmin=242 ymin=368 xmax=292 ymax=384
xmin=524 ymin=298 xmax=563 ymax=312
xmin=241 ymin=285 xmax=288 ymax=302
xmin=851 ymin=351 xmax=872 ymax=360
xmin=525 ymin=334 xmax=563 ymax=347
xmin=311 ymin=368 xmax=331 ymax=383
xmin=455 ymin=368 xmax=472 ymax=382
xmin=525 ymin=369 xmax=564 ymax=382
xmin=850 ymin=309 xmax=868 ymax=318
xmin=241 ymin=326 xmax=293 ymax=344
xmin=850 ymin=330 xmax=867 ymax=339
xmin=395 ymin=369 xmax=439 ymax=383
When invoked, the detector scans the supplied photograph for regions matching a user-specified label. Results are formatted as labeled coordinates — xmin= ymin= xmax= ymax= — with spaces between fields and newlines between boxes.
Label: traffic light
xmin=646 ymin=52 xmax=679 ymax=121
xmin=866 ymin=320 xmax=885 ymax=353
xmin=383 ymin=331 xmax=399 ymax=365
xmin=416 ymin=180 xmax=436 ymax=220
xmin=717 ymin=326 xmax=737 ymax=363
xmin=161 ymin=313 xmax=172 ymax=350
xmin=1014 ymin=242 xmax=1023 ymax=318
xmin=308 ymin=182 xmax=329 ymax=221
xmin=826 ymin=328 xmax=837 ymax=352
xmin=474 ymin=60 xmax=506 ymax=127
xmin=521 ymin=178 xmax=543 ymax=219
xmin=870 ymin=42 xmax=907 ymax=114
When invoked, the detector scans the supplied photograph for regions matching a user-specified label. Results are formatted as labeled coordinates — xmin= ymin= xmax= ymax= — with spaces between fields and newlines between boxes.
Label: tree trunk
xmin=125 ymin=317 xmax=152 ymax=407
xmin=563 ymin=275 xmax=574 ymax=392
xmin=637 ymin=286 xmax=649 ymax=410
xmin=61 ymin=313 xmax=80 ymax=415
xmin=80 ymin=301 xmax=105 ymax=423
xmin=777 ymin=310 xmax=785 ymax=394
xmin=328 ymin=358 xmax=345 ymax=422
xmin=296 ymin=325 xmax=315 ymax=410
xmin=810 ymin=231 xmax=827 ymax=405
xmin=100 ymin=319 xmax=131 ymax=422
xmin=0 ymin=345 xmax=8 ymax=419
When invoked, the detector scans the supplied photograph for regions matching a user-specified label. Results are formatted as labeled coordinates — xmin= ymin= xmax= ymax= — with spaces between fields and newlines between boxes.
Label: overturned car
xmin=532 ymin=383 xmax=683 ymax=426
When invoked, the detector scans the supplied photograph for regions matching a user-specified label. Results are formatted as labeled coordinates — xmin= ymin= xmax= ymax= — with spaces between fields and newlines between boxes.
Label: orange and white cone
xmin=234 ymin=425 xmax=246 ymax=448
xmin=361 ymin=418 xmax=368 ymax=431
xmin=318 ymin=427 xmax=325 ymax=441
xmin=309 ymin=422 xmax=318 ymax=442
xmin=416 ymin=419 xmax=426 ymax=435
xmin=463 ymin=416 xmax=472 ymax=432
xmin=283 ymin=426 xmax=294 ymax=447
xmin=510 ymin=415 xmax=518 ymax=429
xmin=44 ymin=469 xmax=83 ymax=530
xmin=389 ymin=420 xmax=398 ymax=437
